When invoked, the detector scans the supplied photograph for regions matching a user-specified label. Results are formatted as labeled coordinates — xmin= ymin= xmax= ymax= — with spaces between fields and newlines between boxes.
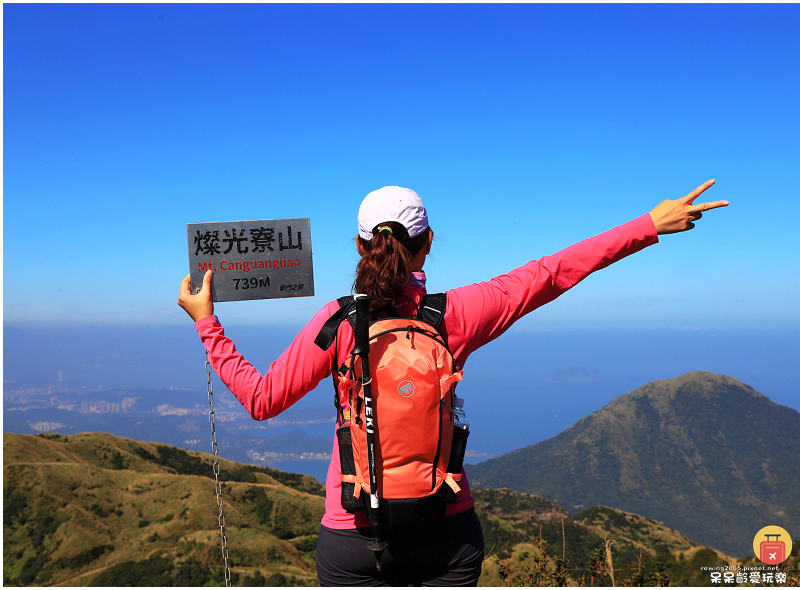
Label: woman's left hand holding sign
xmin=178 ymin=270 xmax=215 ymax=322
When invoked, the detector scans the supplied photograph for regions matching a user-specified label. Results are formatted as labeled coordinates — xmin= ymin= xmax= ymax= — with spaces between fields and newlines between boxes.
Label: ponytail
xmin=354 ymin=222 xmax=431 ymax=311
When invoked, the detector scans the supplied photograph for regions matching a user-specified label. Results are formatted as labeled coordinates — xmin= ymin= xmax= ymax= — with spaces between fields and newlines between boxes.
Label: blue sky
xmin=4 ymin=3 xmax=799 ymax=331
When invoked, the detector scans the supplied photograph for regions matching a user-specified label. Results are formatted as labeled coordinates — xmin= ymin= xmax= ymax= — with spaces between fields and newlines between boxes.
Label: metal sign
xmin=187 ymin=218 xmax=314 ymax=302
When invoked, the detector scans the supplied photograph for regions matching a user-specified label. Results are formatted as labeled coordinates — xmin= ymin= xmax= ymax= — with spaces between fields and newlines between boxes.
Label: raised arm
xmin=177 ymin=269 xmax=337 ymax=421
xmin=444 ymin=180 xmax=727 ymax=365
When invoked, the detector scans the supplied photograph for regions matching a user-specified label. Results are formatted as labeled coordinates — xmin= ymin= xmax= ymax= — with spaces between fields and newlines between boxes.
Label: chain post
xmin=207 ymin=351 xmax=232 ymax=587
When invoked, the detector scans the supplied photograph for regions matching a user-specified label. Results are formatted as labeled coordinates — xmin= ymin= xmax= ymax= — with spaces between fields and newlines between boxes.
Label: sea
xmin=4 ymin=324 xmax=799 ymax=484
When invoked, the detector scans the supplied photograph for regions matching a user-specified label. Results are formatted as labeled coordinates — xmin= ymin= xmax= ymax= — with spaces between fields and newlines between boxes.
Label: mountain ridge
xmin=468 ymin=371 xmax=800 ymax=556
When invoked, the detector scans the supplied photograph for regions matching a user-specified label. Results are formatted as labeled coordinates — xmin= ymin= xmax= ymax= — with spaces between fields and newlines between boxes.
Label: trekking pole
xmin=352 ymin=293 xmax=388 ymax=571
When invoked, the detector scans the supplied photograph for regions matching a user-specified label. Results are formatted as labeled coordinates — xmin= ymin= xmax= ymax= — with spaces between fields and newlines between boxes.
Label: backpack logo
xmin=397 ymin=380 xmax=415 ymax=397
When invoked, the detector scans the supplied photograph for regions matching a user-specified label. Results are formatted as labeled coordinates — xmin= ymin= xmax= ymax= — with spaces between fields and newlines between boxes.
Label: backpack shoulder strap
xmin=416 ymin=292 xmax=447 ymax=331
xmin=313 ymin=296 xmax=356 ymax=427
xmin=314 ymin=296 xmax=356 ymax=351
xmin=315 ymin=292 xmax=447 ymax=350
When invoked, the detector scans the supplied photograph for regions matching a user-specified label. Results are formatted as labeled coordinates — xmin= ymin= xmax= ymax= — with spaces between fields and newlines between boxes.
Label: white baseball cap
xmin=357 ymin=186 xmax=429 ymax=241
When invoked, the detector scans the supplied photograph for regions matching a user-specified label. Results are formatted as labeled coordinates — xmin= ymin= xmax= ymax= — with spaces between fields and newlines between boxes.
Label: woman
xmin=178 ymin=182 xmax=727 ymax=586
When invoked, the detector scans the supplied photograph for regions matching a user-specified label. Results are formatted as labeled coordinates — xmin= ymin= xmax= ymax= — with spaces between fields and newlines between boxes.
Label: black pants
xmin=316 ymin=508 xmax=484 ymax=586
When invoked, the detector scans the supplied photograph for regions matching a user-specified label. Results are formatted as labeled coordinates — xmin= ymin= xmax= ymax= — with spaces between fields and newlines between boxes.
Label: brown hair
xmin=354 ymin=222 xmax=431 ymax=311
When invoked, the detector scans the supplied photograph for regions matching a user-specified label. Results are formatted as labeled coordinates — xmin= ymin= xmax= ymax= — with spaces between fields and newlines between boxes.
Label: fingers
xmin=651 ymin=179 xmax=727 ymax=235
xmin=178 ymin=271 xmax=215 ymax=321
xmin=682 ymin=179 xmax=716 ymax=204
xmin=179 ymin=272 xmax=210 ymax=304
xmin=180 ymin=274 xmax=191 ymax=296
xmin=201 ymin=269 xmax=213 ymax=295
xmin=689 ymin=199 xmax=729 ymax=213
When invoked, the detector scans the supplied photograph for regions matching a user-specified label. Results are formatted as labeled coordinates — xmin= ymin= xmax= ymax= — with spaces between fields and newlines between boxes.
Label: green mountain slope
xmin=3 ymin=432 xmax=325 ymax=587
xmin=468 ymin=371 xmax=800 ymax=556
xmin=472 ymin=488 xmax=800 ymax=587
xmin=5 ymin=430 xmax=799 ymax=586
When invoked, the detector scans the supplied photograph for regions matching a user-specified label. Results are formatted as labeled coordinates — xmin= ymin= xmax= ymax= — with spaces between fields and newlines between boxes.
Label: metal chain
xmin=207 ymin=351 xmax=232 ymax=587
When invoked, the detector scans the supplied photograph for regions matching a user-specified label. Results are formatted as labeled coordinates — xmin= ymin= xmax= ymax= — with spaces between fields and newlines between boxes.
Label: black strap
xmin=315 ymin=293 xmax=447 ymax=350
xmin=315 ymin=296 xmax=355 ymax=351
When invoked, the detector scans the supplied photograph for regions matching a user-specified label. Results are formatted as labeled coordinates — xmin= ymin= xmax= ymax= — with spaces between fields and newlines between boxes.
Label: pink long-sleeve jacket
xmin=195 ymin=214 xmax=658 ymax=529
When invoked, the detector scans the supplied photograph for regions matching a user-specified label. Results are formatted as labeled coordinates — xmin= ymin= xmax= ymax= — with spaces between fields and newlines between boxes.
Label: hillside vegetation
xmin=473 ymin=488 xmax=800 ymax=587
xmin=469 ymin=371 xmax=800 ymax=556
xmin=5 ymin=428 xmax=799 ymax=587
xmin=3 ymin=432 xmax=324 ymax=587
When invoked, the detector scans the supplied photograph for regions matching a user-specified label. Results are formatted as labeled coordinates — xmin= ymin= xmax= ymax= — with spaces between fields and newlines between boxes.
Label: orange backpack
xmin=315 ymin=293 xmax=466 ymax=532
